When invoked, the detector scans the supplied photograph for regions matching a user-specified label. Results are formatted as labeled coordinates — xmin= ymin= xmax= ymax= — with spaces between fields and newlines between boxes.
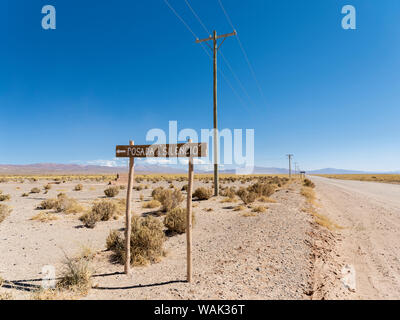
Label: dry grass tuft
xmin=0 ymin=292 xmax=14 ymax=300
xmin=142 ymin=200 xmax=161 ymax=209
xmin=31 ymin=212 xmax=58 ymax=222
xmin=57 ymin=255 xmax=92 ymax=294
xmin=258 ymin=196 xmax=277 ymax=203
xmin=233 ymin=205 xmax=246 ymax=211
xmin=252 ymin=205 xmax=267 ymax=213
xmin=242 ymin=212 xmax=257 ymax=217
xmin=301 ymin=187 xmax=316 ymax=205
xmin=0 ymin=204 xmax=12 ymax=223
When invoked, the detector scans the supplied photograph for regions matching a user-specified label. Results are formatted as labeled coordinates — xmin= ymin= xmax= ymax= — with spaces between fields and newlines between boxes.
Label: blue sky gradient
xmin=1 ymin=0 xmax=399 ymax=171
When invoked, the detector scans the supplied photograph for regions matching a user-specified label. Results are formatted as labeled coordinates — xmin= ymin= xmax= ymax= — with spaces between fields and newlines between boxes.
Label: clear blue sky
xmin=1 ymin=0 xmax=399 ymax=171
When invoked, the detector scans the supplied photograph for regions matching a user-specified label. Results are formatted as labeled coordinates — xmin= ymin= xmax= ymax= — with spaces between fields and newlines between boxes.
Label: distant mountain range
xmin=0 ymin=163 xmax=398 ymax=175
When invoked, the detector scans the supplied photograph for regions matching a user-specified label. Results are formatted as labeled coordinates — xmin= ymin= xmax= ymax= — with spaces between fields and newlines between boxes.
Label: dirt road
xmin=311 ymin=176 xmax=400 ymax=299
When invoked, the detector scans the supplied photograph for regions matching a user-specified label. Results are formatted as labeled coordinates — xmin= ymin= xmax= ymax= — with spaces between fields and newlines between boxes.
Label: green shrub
xmin=193 ymin=187 xmax=213 ymax=200
xmin=163 ymin=207 xmax=195 ymax=234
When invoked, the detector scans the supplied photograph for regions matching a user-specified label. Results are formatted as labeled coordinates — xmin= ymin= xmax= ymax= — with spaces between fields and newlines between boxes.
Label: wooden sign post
xmin=116 ymin=141 xmax=207 ymax=282
xmin=186 ymin=139 xmax=194 ymax=283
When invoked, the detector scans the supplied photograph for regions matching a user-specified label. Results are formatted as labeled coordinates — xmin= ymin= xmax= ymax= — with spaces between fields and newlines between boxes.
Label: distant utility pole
xmin=287 ymin=154 xmax=294 ymax=179
xmin=196 ymin=30 xmax=237 ymax=196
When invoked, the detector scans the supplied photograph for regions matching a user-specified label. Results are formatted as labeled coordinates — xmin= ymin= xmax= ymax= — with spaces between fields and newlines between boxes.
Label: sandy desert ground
xmin=1 ymin=175 xmax=399 ymax=300
xmin=0 ymin=176 xmax=324 ymax=300
xmin=310 ymin=176 xmax=400 ymax=299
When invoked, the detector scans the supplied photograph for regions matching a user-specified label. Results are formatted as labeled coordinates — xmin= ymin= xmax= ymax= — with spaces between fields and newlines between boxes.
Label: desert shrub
xmin=181 ymin=184 xmax=188 ymax=192
xmin=44 ymin=184 xmax=52 ymax=191
xmin=79 ymin=212 xmax=97 ymax=229
xmin=236 ymin=188 xmax=257 ymax=205
xmin=0 ymin=194 xmax=11 ymax=202
xmin=221 ymin=187 xmax=236 ymax=199
xmin=119 ymin=185 xmax=126 ymax=190
xmin=21 ymin=193 xmax=29 ymax=197
xmin=133 ymin=185 xmax=143 ymax=191
xmin=91 ymin=200 xmax=117 ymax=221
xmin=233 ymin=205 xmax=246 ymax=211
xmin=74 ymin=184 xmax=83 ymax=191
xmin=151 ymin=186 xmax=164 ymax=199
xmin=247 ymin=182 xmax=275 ymax=197
xmin=80 ymin=200 xmax=118 ymax=228
xmin=142 ymin=200 xmax=161 ymax=209
xmin=55 ymin=195 xmax=83 ymax=214
xmin=30 ymin=187 xmax=41 ymax=194
xmin=57 ymin=256 xmax=92 ymax=293
xmin=154 ymin=189 xmax=184 ymax=212
xmin=37 ymin=198 xmax=58 ymax=210
xmin=163 ymin=207 xmax=195 ymax=234
xmin=109 ymin=216 xmax=165 ymax=266
xmin=303 ymin=179 xmax=315 ymax=188
xmin=193 ymin=187 xmax=213 ymax=200
xmin=0 ymin=204 xmax=12 ymax=223
xmin=104 ymin=186 xmax=119 ymax=197
xmin=106 ymin=230 xmax=121 ymax=251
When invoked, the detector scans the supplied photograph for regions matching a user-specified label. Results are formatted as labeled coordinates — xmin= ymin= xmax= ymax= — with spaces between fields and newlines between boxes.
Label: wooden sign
xmin=116 ymin=143 xmax=207 ymax=158
xmin=118 ymin=140 xmax=207 ymax=283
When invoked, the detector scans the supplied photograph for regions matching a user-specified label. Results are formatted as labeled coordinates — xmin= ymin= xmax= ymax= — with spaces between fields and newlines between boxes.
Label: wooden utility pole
xmin=196 ymin=30 xmax=236 ymax=196
xmin=124 ymin=140 xmax=134 ymax=275
xmin=186 ymin=139 xmax=194 ymax=283
xmin=287 ymin=154 xmax=293 ymax=179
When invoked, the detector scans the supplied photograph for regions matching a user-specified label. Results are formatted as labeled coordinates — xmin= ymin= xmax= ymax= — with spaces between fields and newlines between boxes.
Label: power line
xmin=217 ymin=0 xmax=268 ymax=105
xmin=182 ymin=0 xmax=253 ymax=108
xmin=163 ymin=0 xmax=250 ymax=112
xmin=219 ymin=50 xmax=253 ymax=105
xmin=184 ymin=0 xmax=210 ymax=36
xmin=164 ymin=0 xmax=198 ymax=39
